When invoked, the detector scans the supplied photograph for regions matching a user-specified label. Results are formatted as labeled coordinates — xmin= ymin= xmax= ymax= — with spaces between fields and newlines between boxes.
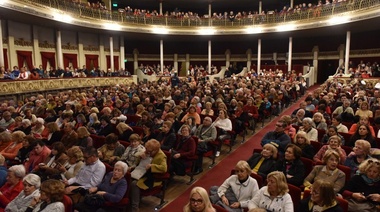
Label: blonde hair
xmin=322 ymin=149 xmax=341 ymax=164
xmin=313 ymin=112 xmax=326 ymax=123
xmin=355 ymin=139 xmax=371 ymax=155
xmin=183 ymin=187 xmax=215 ymax=212
xmin=267 ymin=171 xmax=289 ymax=196
xmin=77 ymin=126 xmax=90 ymax=138
xmin=294 ymin=131 xmax=311 ymax=145
xmin=358 ymin=158 xmax=380 ymax=175
xmin=235 ymin=160 xmax=251 ymax=174
xmin=262 ymin=143 xmax=278 ymax=159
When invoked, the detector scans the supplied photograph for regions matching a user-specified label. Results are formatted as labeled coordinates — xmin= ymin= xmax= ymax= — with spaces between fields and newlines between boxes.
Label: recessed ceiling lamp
xmin=0 ymin=0 xmax=7 ymax=5
xmin=197 ymin=28 xmax=216 ymax=35
xmin=152 ymin=27 xmax=169 ymax=34
xmin=54 ymin=13 xmax=73 ymax=23
xmin=276 ymin=24 xmax=296 ymax=32
xmin=103 ymin=23 xmax=122 ymax=30
xmin=328 ymin=16 xmax=349 ymax=25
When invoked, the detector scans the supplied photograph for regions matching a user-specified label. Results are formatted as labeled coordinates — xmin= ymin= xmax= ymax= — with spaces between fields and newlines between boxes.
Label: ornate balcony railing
xmin=15 ymin=0 xmax=380 ymax=27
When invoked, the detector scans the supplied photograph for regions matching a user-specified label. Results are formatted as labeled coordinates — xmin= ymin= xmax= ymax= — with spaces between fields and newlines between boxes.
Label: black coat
xmin=247 ymin=153 xmax=277 ymax=179
xmin=299 ymin=197 xmax=343 ymax=212
xmin=275 ymin=158 xmax=305 ymax=186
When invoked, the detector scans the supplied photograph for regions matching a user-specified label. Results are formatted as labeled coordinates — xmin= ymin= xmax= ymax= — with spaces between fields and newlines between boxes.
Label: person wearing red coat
xmin=170 ymin=125 xmax=196 ymax=176
xmin=0 ymin=164 xmax=25 ymax=209
xmin=24 ymin=140 xmax=51 ymax=173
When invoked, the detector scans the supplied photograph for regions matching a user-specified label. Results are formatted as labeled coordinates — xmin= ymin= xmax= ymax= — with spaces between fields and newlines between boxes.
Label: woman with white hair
xmin=300 ymin=117 xmax=318 ymax=141
xmin=0 ymin=165 xmax=26 ymax=209
xmin=31 ymin=118 xmax=45 ymax=136
xmin=73 ymin=161 xmax=128 ymax=211
xmin=312 ymin=112 xmax=327 ymax=131
xmin=5 ymin=174 xmax=41 ymax=212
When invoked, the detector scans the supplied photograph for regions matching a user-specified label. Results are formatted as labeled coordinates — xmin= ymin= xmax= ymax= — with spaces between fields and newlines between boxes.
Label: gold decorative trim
xmin=83 ymin=45 xmax=99 ymax=51
xmin=105 ymin=48 xmax=120 ymax=52
xmin=14 ymin=38 xmax=33 ymax=46
xmin=62 ymin=42 xmax=78 ymax=50
xmin=39 ymin=40 xmax=56 ymax=48
xmin=2 ymin=38 xmax=7 ymax=44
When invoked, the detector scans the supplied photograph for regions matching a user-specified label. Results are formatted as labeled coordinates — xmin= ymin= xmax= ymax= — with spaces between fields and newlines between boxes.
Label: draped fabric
xmin=16 ymin=51 xmax=33 ymax=70
xmin=40 ymin=52 xmax=56 ymax=70
xmin=3 ymin=49 xmax=8 ymax=70
xmin=85 ymin=54 xmax=99 ymax=70
xmin=63 ymin=53 xmax=78 ymax=69
xmin=106 ymin=55 xmax=119 ymax=70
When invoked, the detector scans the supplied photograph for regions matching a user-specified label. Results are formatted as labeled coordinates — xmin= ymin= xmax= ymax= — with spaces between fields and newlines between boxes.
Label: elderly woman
xmin=120 ymin=133 xmax=145 ymax=171
xmin=170 ymin=125 xmax=196 ymax=176
xmin=184 ymin=186 xmax=216 ymax=212
xmin=292 ymin=108 xmax=305 ymax=126
xmin=97 ymin=133 xmax=125 ymax=164
xmin=314 ymin=135 xmax=347 ymax=165
xmin=312 ymin=112 xmax=328 ymax=131
xmin=116 ymin=122 xmax=133 ymax=142
xmin=355 ymin=101 xmax=373 ymax=118
xmin=76 ymin=126 xmax=93 ymax=150
xmin=344 ymin=139 xmax=372 ymax=177
xmin=247 ymin=143 xmax=278 ymax=179
xmin=304 ymin=150 xmax=345 ymax=194
xmin=1 ymin=131 xmax=25 ymax=160
xmin=342 ymin=158 xmax=380 ymax=212
xmin=15 ymin=119 xmax=32 ymax=135
xmin=299 ymin=117 xmax=318 ymax=141
xmin=321 ymin=125 xmax=346 ymax=145
xmin=294 ymin=131 xmax=315 ymax=159
xmin=248 ymin=171 xmax=293 ymax=211
xmin=58 ymin=146 xmax=84 ymax=180
xmin=87 ymin=113 xmax=101 ymax=134
xmin=181 ymin=105 xmax=201 ymax=125
xmin=74 ymin=161 xmax=128 ymax=211
xmin=275 ymin=144 xmax=305 ymax=186
xmin=348 ymin=124 xmax=376 ymax=148
xmin=0 ymin=165 xmax=26 ymax=209
xmin=26 ymin=179 xmax=65 ymax=212
xmin=201 ymin=102 xmax=214 ymax=116
xmin=43 ymin=122 xmax=62 ymax=146
xmin=210 ymin=161 xmax=259 ymax=211
xmin=300 ymin=180 xmax=343 ymax=212
xmin=36 ymin=142 xmax=68 ymax=181
xmin=0 ymin=131 xmax=12 ymax=152
xmin=30 ymin=118 xmax=45 ymax=136
xmin=5 ymin=174 xmax=41 ymax=212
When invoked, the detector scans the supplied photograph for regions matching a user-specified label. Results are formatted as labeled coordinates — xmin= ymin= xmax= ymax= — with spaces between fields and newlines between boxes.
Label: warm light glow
xmin=276 ymin=24 xmax=296 ymax=32
xmin=328 ymin=16 xmax=349 ymax=25
xmin=197 ymin=28 xmax=216 ymax=35
xmin=103 ymin=23 xmax=122 ymax=30
xmin=245 ymin=27 xmax=263 ymax=34
xmin=54 ymin=13 xmax=73 ymax=23
xmin=151 ymin=27 xmax=169 ymax=34
xmin=0 ymin=0 xmax=8 ymax=5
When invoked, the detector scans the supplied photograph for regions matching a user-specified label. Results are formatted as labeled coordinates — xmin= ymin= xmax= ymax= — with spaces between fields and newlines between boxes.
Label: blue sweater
xmin=97 ymin=172 xmax=128 ymax=203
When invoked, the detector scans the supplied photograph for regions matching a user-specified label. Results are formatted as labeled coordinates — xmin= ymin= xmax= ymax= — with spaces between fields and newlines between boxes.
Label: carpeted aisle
xmin=160 ymin=86 xmax=319 ymax=211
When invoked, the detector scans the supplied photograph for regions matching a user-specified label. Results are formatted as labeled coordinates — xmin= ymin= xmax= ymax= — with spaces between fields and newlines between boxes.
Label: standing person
xmin=184 ymin=187 xmax=216 ymax=212
xmin=261 ymin=120 xmax=291 ymax=156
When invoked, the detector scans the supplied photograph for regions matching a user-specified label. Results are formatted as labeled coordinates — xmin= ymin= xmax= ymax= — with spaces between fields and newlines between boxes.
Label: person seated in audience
xmin=97 ymin=116 xmax=115 ymax=136
xmin=141 ymin=121 xmax=156 ymax=144
xmin=344 ymin=139 xmax=372 ymax=177
xmin=184 ymin=186 xmax=216 ymax=212
xmin=291 ymin=101 xmax=313 ymax=118
xmin=170 ymin=125 xmax=196 ymax=176
xmin=115 ymin=122 xmax=134 ymax=142
xmin=97 ymin=133 xmax=125 ymax=164
xmin=0 ymin=165 xmax=26 ymax=209
xmin=201 ymin=102 xmax=214 ymax=116
xmin=312 ymin=112 xmax=328 ymax=131
xmin=64 ymin=147 xmax=105 ymax=193
xmin=314 ymin=135 xmax=347 ymax=165
xmin=87 ymin=113 xmax=101 ymax=134
xmin=42 ymin=122 xmax=63 ymax=146
xmin=247 ymin=143 xmax=278 ymax=179
xmin=193 ymin=116 xmax=217 ymax=174
xmin=292 ymin=108 xmax=305 ymax=126
xmin=23 ymin=109 xmax=37 ymax=124
xmin=348 ymin=116 xmax=376 ymax=137
xmin=280 ymin=115 xmax=296 ymax=140
xmin=136 ymin=111 xmax=153 ymax=127
xmin=342 ymin=158 xmax=380 ymax=212
xmin=299 ymin=117 xmax=319 ymax=141
xmin=13 ymin=135 xmax=36 ymax=165
xmin=304 ymin=150 xmax=345 ymax=194
xmin=213 ymin=109 xmax=233 ymax=157
xmin=179 ymin=117 xmax=197 ymax=136
xmin=300 ymin=180 xmax=343 ymax=212
xmin=7 ymin=116 xmax=22 ymax=132
xmin=321 ymin=125 xmax=346 ymax=145
xmin=331 ymin=116 xmax=349 ymax=133
xmin=14 ymin=119 xmax=32 ymax=135
xmin=5 ymin=173 xmax=41 ymax=212
xmin=181 ymin=105 xmax=201 ymax=125
xmin=275 ymin=144 xmax=305 ymax=186
xmin=58 ymin=146 xmax=84 ymax=181
xmin=293 ymin=131 xmax=315 ymax=159
xmin=24 ymin=140 xmax=51 ymax=173
xmin=75 ymin=126 xmax=93 ymax=150
xmin=0 ymin=111 xmax=14 ymax=130
xmin=130 ymin=139 xmax=167 ymax=212
xmin=34 ymin=142 xmax=68 ymax=181
xmin=155 ymin=121 xmax=177 ymax=151
xmin=332 ymin=99 xmax=354 ymax=119
xmin=248 ymin=171 xmax=293 ymax=211
xmin=348 ymin=124 xmax=376 ymax=148
xmin=210 ymin=161 xmax=259 ymax=211
xmin=60 ymin=122 xmax=78 ymax=149
xmin=120 ymin=133 xmax=145 ymax=171
xmin=26 ymin=179 xmax=65 ymax=212
xmin=73 ymin=161 xmax=128 ymax=211
xmin=1 ymin=131 xmax=25 ymax=161
xmin=355 ymin=101 xmax=373 ymax=118
xmin=261 ymin=120 xmax=291 ymax=156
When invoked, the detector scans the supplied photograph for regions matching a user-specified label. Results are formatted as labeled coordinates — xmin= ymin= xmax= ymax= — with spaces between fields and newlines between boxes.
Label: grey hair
xmin=9 ymin=165 xmax=26 ymax=178
xmin=114 ymin=161 xmax=129 ymax=175
xmin=0 ymin=154 xmax=4 ymax=166
xmin=303 ymin=117 xmax=314 ymax=125
xmin=22 ymin=119 xmax=32 ymax=126
xmin=23 ymin=174 xmax=41 ymax=188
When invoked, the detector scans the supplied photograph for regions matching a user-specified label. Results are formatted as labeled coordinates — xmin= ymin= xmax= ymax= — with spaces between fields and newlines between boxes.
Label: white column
xmin=185 ymin=54 xmax=190 ymax=72
xmin=273 ymin=52 xmax=278 ymax=65
xmin=160 ymin=40 xmax=164 ymax=73
xmin=174 ymin=54 xmax=178 ymax=72
xmin=225 ymin=49 xmax=231 ymax=69
xmin=56 ymin=30 xmax=63 ymax=69
xmin=345 ymin=31 xmax=351 ymax=74
xmin=110 ymin=36 xmax=114 ymax=71
xmin=259 ymin=1 xmax=262 ymax=14
xmin=32 ymin=26 xmax=41 ymax=67
xmin=99 ymin=35 xmax=105 ymax=70
xmin=208 ymin=40 xmax=211 ymax=74
xmin=8 ymin=36 xmax=16 ymax=68
xmin=159 ymin=2 xmax=163 ymax=16
xmin=313 ymin=46 xmax=319 ymax=83
xmin=338 ymin=44 xmax=344 ymax=70
xmin=246 ymin=49 xmax=252 ymax=71
xmin=120 ymin=36 xmax=125 ymax=70
xmin=133 ymin=49 xmax=138 ymax=72
xmin=0 ymin=20 xmax=4 ymax=67
xmin=208 ymin=4 xmax=212 ymax=26
xmin=288 ymin=37 xmax=293 ymax=73
xmin=257 ymin=39 xmax=261 ymax=74
xmin=290 ymin=0 xmax=294 ymax=8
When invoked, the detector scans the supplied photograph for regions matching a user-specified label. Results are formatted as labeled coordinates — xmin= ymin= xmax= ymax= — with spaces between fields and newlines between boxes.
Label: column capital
xmin=246 ymin=49 xmax=252 ymax=55
xmin=133 ymin=48 xmax=139 ymax=55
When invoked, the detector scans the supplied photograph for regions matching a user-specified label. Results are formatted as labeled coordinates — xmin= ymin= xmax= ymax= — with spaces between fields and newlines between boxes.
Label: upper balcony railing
xmin=19 ymin=0 xmax=380 ymax=27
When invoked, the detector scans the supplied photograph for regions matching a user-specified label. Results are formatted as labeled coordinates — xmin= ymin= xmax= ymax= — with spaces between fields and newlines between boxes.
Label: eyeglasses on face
xmin=190 ymin=198 xmax=203 ymax=204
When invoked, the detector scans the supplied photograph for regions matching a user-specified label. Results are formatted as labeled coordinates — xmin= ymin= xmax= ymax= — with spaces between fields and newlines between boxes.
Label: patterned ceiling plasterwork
xmin=83 ymin=45 xmax=99 ymax=51
xmin=39 ymin=40 xmax=55 ymax=48
xmin=14 ymin=38 xmax=33 ymax=46
xmin=62 ymin=42 xmax=78 ymax=50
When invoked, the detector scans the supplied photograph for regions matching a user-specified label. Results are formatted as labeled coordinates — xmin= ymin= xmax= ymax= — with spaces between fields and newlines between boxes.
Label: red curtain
xmin=40 ymin=52 xmax=56 ymax=70
xmin=63 ymin=53 xmax=78 ymax=69
xmin=3 ymin=49 xmax=8 ymax=70
xmin=106 ymin=55 xmax=119 ymax=70
xmin=85 ymin=54 xmax=99 ymax=70
xmin=16 ymin=51 xmax=33 ymax=70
